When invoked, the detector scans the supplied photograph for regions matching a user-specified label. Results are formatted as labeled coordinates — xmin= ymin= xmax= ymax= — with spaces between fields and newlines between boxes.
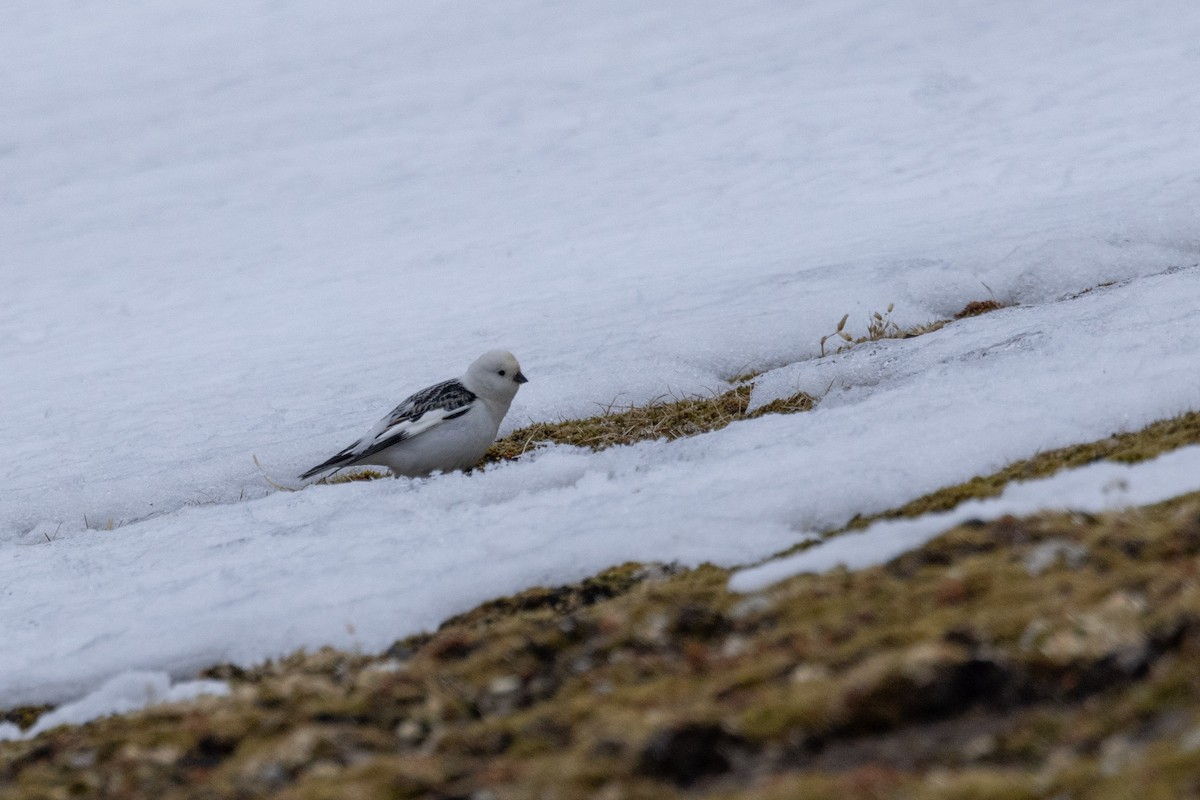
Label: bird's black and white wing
xmin=299 ymin=379 xmax=477 ymax=479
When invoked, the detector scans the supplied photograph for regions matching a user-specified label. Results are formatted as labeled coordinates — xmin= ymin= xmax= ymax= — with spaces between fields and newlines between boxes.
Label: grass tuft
xmin=955 ymin=299 xmax=1004 ymax=319
xmin=319 ymin=468 xmax=389 ymax=484
xmin=820 ymin=304 xmax=950 ymax=357
xmin=485 ymin=385 xmax=816 ymax=463
xmin=820 ymin=298 xmax=1005 ymax=357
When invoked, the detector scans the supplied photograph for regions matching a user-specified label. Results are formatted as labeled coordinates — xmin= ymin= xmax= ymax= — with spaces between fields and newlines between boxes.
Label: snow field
xmin=3 ymin=0 xmax=1200 ymax=707
xmin=4 ymin=268 xmax=1200 ymax=707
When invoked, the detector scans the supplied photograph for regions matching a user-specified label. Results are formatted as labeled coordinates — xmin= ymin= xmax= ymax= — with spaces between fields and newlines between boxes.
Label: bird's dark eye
xmin=498 ymin=370 xmax=506 ymax=376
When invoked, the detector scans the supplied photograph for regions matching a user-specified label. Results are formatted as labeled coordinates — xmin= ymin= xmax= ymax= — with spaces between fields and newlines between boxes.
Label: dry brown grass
xmin=819 ymin=304 xmax=948 ymax=357
xmin=485 ymin=385 xmax=816 ymax=463
xmin=320 ymin=468 xmax=389 ymax=484
xmin=820 ymin=299 xmax=1004 ymax=357
xmin=954 ymin=298 xmax=1003 ymax=319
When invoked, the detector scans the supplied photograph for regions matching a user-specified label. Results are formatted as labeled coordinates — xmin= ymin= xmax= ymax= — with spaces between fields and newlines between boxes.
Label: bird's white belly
xmin=364 ymin=405 xmax=501 ymax=477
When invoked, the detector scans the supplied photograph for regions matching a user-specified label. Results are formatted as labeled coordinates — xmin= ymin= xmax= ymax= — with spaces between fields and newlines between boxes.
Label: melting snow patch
xmin=0 ymin=672 xmax=228 ymax=742
xmin=730 ymin=445 xmax=1200 ymax=593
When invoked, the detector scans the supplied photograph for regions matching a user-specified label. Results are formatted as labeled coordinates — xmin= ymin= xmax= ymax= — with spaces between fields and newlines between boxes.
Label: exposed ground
xmin=6 ymin=305 xmax=1200 ymax=799
xmin=4 ymin=489 xmax=1200 ymax=799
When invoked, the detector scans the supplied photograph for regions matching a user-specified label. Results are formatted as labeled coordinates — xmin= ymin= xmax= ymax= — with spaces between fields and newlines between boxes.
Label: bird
xmin=299 ymin=349 xmax=528 ymax=480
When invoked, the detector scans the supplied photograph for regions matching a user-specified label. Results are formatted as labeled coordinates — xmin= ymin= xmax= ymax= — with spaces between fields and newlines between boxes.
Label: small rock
xmin=1099 ymin=734 xmax=1140 ymax=776
xmin=1024 ymin=538 xmax=1088 ymax=575
xmin=721 ymin=635 xmax=748 ymax=658
xmin=639 ymin=613 xmax=669 ymax=644
xmin=729 ymin=594 xmax=772 ymax=621
xmin=395 ymin=719 xmax=426 ymax=745
xmin=1033 ymin=591 xmax=1149 ymax=672
xmin=477 ymin=675 xmax=524 ymax=716
xmin=790 ymin=663 xmax=831 ymax=684
xmin=487 ymin=675 xmax=521 ymax=695
xmin=306 ymin=760 xmax=341 ymax=780
xmin=1020 ymin=619 xmax=1050 ymax=652
xmin=960 ymin=733 xmax=996 ymax=761
xmin=257 ymin=763 xmax=289 ymax=790
xmin=145 ymin=745 xmax=181 ymax=766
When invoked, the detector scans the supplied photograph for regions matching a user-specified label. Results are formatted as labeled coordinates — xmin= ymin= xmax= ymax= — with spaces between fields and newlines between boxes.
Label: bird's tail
xmin=298 ymin=463 xmax=330 ymax=481
xmin=298 ymin=457 xmax=344 ymax=481
xmin=298 ymin=443 xmax=360 ymax=481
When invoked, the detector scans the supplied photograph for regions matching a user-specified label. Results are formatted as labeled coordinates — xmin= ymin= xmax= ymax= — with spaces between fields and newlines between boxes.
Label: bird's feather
xmin=299 ymin=379 xmax=477 ymax=479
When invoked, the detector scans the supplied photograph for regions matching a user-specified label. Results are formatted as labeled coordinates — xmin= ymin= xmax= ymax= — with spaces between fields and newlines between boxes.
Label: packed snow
xmin=0 ymin=673 xmax=227 ymax=742
xmin=730 ymin=445 xmax=1200 ymax=593
xmin=2 ymin=1 xmax=1199 ymax=708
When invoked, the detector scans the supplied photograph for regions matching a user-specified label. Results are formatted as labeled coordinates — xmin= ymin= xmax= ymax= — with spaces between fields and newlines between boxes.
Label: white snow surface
xmin=730 ymin=445 xmax=1200 ymax=593
xmin=3 ymin=1 xmax=1200 ymax=707
xmin=0 ymin=673 xmax=227 ymax=742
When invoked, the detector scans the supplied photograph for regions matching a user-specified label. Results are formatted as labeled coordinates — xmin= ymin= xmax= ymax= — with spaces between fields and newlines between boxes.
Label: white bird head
xmin=463 ymin=349 xmax=528 ymax=402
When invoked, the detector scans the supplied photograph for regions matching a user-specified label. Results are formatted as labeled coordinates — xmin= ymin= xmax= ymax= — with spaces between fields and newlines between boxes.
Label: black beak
xmin=514 ymin=371 xmax=529 ymax=384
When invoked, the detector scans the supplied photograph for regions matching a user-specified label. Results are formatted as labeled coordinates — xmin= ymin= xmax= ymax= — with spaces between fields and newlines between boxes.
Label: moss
xmin=737 ymin=679 xmax=839 ymax=740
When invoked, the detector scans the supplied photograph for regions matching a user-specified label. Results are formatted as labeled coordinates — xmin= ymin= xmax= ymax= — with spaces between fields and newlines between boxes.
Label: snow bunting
xmin=300 ymin=349 xmax=528 ymax=480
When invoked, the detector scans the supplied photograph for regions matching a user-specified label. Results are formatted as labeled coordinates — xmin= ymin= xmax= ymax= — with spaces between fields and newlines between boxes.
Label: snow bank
xmin=4 ymin=269 xmax=1200 ymax=707
xmin=3 ymin=0 xmax=1199 ymax=535
xmin=731 ymin=445 xmax=1200 ymax=592
xmin=0 ymin=673 xmax=227 ymax=741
